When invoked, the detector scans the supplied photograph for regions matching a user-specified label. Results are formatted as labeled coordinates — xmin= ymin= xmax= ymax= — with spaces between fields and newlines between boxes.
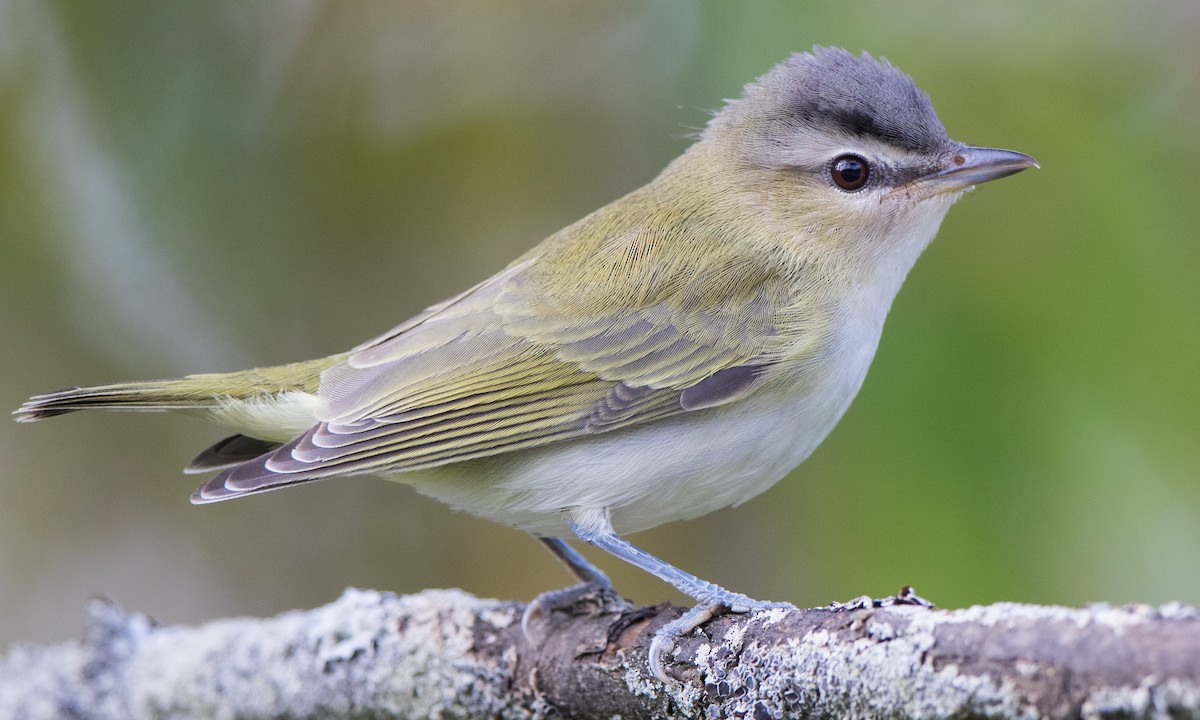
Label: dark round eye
xmin=830 ymin=154 xmax=870 ymax=191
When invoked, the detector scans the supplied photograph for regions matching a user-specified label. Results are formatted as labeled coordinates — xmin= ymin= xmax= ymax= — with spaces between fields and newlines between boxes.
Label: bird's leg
xmin=566 ymin=510 xmax=793 ymax=682
xmin=521 ymin=537 xmax=626 ymax=640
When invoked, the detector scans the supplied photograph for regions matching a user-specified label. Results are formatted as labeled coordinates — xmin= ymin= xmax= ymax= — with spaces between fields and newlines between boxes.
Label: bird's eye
xmin=830 ymin=154 xmax=870 ymax=191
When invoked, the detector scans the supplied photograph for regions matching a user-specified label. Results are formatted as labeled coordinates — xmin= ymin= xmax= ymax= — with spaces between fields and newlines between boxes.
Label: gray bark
xmin=1 ymin=588 xmax=1198 ymax=719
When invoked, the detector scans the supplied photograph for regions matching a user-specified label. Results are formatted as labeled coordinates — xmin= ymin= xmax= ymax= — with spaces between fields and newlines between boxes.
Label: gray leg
xmin=521 ymin=537 xmax=622 ymax=640
xmin=567 ymin=514 xmax=792 ymax=682
xmin=538 ymin=537 xmax=612 ymax=586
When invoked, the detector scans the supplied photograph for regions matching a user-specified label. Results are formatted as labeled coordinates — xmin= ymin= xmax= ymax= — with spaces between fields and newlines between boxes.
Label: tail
xmin=16 ymin=378 xmax=227 ymax=420
xmin=13 ymin=356 xmax=344 ymax=423
xmin=16 ymin=356 xmax=349 ymax=488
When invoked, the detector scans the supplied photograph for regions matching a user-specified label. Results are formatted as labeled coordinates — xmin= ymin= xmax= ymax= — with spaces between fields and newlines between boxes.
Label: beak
xmin=919 ymin=146 xmax=1038 ymax=195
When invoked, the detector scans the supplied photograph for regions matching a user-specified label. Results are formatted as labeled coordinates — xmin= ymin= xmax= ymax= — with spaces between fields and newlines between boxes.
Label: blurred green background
xmin=2 ymin=1 xmax=1198 ymax=650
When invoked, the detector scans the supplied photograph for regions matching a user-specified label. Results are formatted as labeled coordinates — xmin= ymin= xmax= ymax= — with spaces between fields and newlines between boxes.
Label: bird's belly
xmin=399 ymin=379 xmax=856 ymax=537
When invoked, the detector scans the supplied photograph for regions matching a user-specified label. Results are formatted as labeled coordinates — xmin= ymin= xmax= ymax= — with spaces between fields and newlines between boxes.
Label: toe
xmin=522 ymin=581 xmax=624 ymax=642
xmin=648 ymin=604 xmax=717 ymax=682
xmin=520 ymin=602 xmax=545 ymax=642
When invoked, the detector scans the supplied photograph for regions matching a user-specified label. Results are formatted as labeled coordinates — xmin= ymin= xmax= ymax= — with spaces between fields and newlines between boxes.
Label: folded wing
xmin=195 ymin=202 xmax=793 ymax=502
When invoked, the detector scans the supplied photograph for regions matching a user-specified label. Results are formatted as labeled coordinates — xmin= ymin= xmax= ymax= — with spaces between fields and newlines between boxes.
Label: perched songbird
xmin=16 ymin=47 xmax=1036 ymax=681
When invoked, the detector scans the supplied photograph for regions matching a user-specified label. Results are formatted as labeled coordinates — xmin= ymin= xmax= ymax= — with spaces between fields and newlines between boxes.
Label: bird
xmin=15 ymin=47 xmax=1036 ymax=681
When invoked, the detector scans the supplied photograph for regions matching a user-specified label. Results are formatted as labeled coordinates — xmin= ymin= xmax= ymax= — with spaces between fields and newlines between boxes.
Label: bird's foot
xmin=648 ymin=594 xmax=794 ymax=682
xmin=521 ymin=581 xmax=631 ymax=642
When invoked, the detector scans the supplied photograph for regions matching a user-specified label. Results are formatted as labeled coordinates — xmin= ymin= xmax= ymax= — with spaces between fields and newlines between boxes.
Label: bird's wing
xmin=196 ymin=205 xmax=797 ymax=501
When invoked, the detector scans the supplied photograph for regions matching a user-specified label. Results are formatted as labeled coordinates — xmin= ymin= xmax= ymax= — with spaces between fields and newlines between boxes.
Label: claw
xmin=521 ymin=581 xmax=627 ymax=642
xmin=648 ymin=598 xmax=796 ymax=682
xmin=648 ymin=604 xmax=717 ymax=681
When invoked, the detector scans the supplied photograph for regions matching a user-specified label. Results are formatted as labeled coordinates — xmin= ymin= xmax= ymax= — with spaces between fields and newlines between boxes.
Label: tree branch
xmin=2 ymin=588 xmax=1198 ymax=719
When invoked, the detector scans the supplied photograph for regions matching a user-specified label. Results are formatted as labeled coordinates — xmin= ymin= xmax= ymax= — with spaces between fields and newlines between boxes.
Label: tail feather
xmin=14 ymin=380 xmax=221 ymax=421
xmin=13 ymin=355 xmax=344 ymax=424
